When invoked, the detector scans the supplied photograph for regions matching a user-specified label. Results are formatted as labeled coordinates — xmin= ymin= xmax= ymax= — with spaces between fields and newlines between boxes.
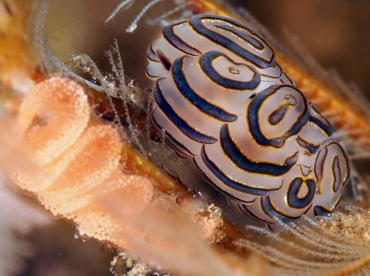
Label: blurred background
xmin=45 ymin=0 xmax=370 ymax=94
xmin=10 ymin=0 xmax=370 ymax=275
xmin=245 ymin=0 xmax=370 ymax=95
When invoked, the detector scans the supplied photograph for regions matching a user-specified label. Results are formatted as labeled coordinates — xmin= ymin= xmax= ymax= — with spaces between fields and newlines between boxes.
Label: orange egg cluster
xmin=10 ymin=77 xmax=154 ymax=246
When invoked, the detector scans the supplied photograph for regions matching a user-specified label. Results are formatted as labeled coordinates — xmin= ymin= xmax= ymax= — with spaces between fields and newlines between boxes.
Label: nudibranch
xmin=145 ymin=14 xmax=350 ymax=226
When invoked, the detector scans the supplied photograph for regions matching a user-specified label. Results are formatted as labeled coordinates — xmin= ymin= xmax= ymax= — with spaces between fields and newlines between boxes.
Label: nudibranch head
xmin=146 ymin=14 xmax=350 ymax=227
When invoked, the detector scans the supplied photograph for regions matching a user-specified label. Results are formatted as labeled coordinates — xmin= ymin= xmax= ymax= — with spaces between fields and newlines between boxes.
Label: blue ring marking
xmin=215 ymin=24 xmax=265 ymax=50
xmin=247 ymin=85 xmax=310 ymax=148
xmin=339 ymin=145 xmax=350 ymax=187
xmin=287 ymin=178 xmax=316 ymax=209
xmin=200 ymin=145 xmax=279 ymax=196
xmin=192 ymin=159 xmax=242 ymax=201
xmin=314 ymin=146 xmax=327 ymax=186
xmin=261 ymin=196 xmax=300 ymax=223
xmin=153 ymin=79 xmax=217 ymax=144
xmin=199 ymin=51 xmax=261 ymax=90
xmin=309 ymin=115 xmax=333 ymax=136
xmin=220 ymin=124 xmax=298 ymax=176
xmin=193 ymin=160 xmax=258 ymax=203
xmin=268 ymin=94 xmax=296 ymax=125
xmin=172 ymin=56 xmax=238 ymax=122
xmin=162 ymin=24 xmax=201 ymax=56
xmin=314 ymin=205 xmax=335 ymax=217
xmin=155 ymin=48 xmax=172 ymax=71
xmin=146 ymin=45 xmax=159 ymax=62
xmin=332 ymin=156 xmax=342 ymax=192
xmin=162 ymin=127 xmax=195 ymax=157
xmin=269 ymin=104 xmax=289 ymax=125
xmin=189 ymin=14 xmax=275 ymax=69
xmin=328 ymin=142 xmax=350 ymax=189
xmin=296 ymin=136 xmax=319 ymax=154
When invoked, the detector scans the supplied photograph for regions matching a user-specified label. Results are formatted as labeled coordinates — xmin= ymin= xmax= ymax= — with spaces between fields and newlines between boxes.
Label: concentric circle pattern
xmin=146 ymin=14 xmax=350 ymax=227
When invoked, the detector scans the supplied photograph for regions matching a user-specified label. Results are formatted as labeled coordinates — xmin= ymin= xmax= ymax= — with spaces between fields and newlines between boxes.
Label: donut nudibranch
xmin=146 ymin=14 xmax=350 ymax=227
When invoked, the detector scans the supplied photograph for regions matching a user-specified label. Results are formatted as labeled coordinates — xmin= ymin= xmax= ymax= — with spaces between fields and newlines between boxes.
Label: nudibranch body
xmin=146 ymin=14 xmax=350 ymax=226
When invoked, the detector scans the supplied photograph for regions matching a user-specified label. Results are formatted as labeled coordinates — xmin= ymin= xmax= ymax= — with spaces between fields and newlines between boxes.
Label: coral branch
xmin=8 ymin=76 xmax=256 ymax=275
